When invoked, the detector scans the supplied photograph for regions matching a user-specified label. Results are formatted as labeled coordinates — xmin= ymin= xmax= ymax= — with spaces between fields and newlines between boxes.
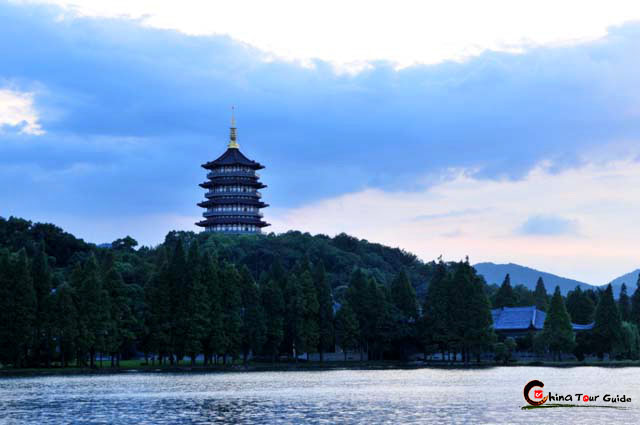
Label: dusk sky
xmin=2 ymin=1 xmax=640 ymax=284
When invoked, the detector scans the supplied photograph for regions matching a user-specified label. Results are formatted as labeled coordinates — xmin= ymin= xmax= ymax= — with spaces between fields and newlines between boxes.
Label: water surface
xmin=0 ymin=367 xmax=637 ymax=424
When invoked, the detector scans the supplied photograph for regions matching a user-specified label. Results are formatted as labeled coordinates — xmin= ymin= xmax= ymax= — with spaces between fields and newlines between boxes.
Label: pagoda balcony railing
xmin=207 ymin=170 xmax=259 ymax=179
xmin=206 ymin=190 xmax=262 ymax=198
xmin=204 ymin=210 xmax=263 ymax=217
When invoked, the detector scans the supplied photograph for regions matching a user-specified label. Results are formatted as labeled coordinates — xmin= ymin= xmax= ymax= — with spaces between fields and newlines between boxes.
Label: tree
xmin=181 ymin=240 xmax=210 ymax=365
xmin=219 ymin=262 xmax=243 ymax=363
xmin=103 ymin=267 xmax=133 ymax=366
xmin=631 ymin=275 xmax=640 ymax=326
xmin=618 ymin=283 xmax=630 ymax=322
xmin=73 ymin=254 xmax=110 ymax=368
xmin=201 ymin=253 xmax=223 ymax=365
xmin=28 ymin=243 xmax=55 ymax=367
xmin=494 ymin=274 xmax=517 ymax=308
xmin=540 ymin=286 xmax=575 ymax=360
xmin=299 ymin=271 xmax=320 ymax=360
xmin=143 ymin=251 xmax=172 ymax=365
xmin=313 ymin=261 xmax=334 ymax=361
xmin=239 ymin=266 xmax=266 ymax=364
xmin=51 ymin=283 xmax=78 ymax=367
xmin=620 ymin=321 xmax=640 ymax=360
xmin=592 ymin=285 xmax=623 ymax=359
xmin=111 ymin=236 xmax=138 ymax=252
xmin=390 ymin=270 xmax=418 ymax=320
xmin=533 ymin=277 xmax=548 ymax=311
xmin=421 ymin=260 xmax=451 ymax=358
xmin=261 ymin=278 xmax=285 ymax=362
xmin=566 ymin=286 xmax=595 ymax=325
xmin=0 ymin=249 xmax=36 ymax=367
xmin=335 ymin=301 xmax=360 ymax=360
xmin=388 ymin=270 xmax=419 ymax=360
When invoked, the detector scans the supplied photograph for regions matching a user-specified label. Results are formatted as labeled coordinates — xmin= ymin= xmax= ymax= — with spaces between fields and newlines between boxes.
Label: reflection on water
xmin=0 ymin=367 xmax=637 ymax=424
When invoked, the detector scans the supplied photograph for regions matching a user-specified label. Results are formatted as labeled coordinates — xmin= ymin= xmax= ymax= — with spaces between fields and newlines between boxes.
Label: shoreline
xmin=2 ymin=360 xmax=639 ymax=378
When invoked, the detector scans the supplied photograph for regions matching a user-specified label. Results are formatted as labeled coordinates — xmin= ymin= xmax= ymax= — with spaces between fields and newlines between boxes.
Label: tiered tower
xmin=196 ymin=112 xmax=270 ymax=233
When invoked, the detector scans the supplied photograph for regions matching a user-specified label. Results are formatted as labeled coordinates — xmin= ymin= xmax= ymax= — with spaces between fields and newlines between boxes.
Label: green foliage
xmin=620 ymin=321 xmax=640 ymax=360
xmin=0 ymin=249 xmax=37 ymax=367
xmin=421 ymin=260 xmax=494 ymax=363
xmin=494 ymin=337 xmax=516 ymax=364
xmin=618 ymin=283 xmax=630 ymax=322
xmin=534 ymin=277 xmax=549 ymax=311
xmin=335 ymin=301 xmax=360 ymax=359
xmin=566 ymin=286 xmax=595 ymax=325
xmin=494 ymin=274 xmax=517 ymax=308
xmin=592 ymin=285 xmax=623 ymax=358
xmin=631 ymin=275 xmax=640 ymax=326
xmin=313 ymin=261 xmax=334 ymax=360
xmin=540 ymin=286 xmax=575 ymax=360
xmin=9 ymin=216 xmax=632 ymax=367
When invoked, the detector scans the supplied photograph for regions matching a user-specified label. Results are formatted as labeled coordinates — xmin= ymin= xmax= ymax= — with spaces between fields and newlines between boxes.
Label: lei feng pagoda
xmin=196 ymin=112 xmax=270 ymax=233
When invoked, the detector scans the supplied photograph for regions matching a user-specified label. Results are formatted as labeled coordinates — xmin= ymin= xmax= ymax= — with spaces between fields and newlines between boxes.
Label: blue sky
xmin=2 ymin=1 xmax=640 ymax=283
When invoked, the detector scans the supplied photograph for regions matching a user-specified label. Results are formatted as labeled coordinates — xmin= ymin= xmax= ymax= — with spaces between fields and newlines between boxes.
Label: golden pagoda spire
xmin=228 ymin=106 xmax=239 ymax=149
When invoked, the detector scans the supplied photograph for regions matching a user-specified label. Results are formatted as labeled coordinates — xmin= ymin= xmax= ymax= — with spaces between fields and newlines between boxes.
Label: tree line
xmin=1 ymin=216 xmax=640 ymax=368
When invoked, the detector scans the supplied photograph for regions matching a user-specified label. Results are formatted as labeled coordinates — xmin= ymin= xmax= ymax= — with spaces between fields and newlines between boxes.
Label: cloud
xmin=269 ymin=158 xmax=640 ymax=285
xmin=517 ymin=215 xmax=578 ymax=236
xmin=0 ymin=2 xmax=640 ymax=282
xmin=0 ymin=88 xmax=44 ymax=135
xmin=19 ymin=0 xmax=640 ymax=70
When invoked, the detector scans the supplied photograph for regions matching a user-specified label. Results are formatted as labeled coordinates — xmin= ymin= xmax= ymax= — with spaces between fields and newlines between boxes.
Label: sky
xmin=1 ymin=1 xmax=640 ymax=284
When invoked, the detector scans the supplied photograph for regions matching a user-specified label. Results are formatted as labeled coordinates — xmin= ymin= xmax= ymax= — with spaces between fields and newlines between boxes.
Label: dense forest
xmin=1 ymin=216 xmax=639 ymax=369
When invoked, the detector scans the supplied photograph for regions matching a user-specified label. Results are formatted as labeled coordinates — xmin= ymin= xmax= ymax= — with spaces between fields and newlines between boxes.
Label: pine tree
xmin=388 ymin=270 xmax=418 ymax=360
xmin=631 ymin=275 xmax=640 ymax=326
xmin=300 ymin=270 xmax=320 ymax=360
xmin=167 ymin=240 xmax=188 ymax=363
xmin=31 ymin=243 xmax=54 ymax=367
xmin=458 ymin=261 xmax=494 ymax=363
xmin=335 ymin=301 xmax=360 ymax=360
xmin=144 ymin=250 xmax=172 ymax=365
xmin=345 ymin=269 xmax=376 ymax=358
xmin=421 ymin=260 xmax=450 ymax=357
xmin=284 ymin=273 xmax=305 ymax=360
xmin=4 ymin=250 xmax=37 ymax=367
xmin=219 ymin=262 xmax=243 ymax=363
xmin=618 ymin=283 xmax=630 ymax=322
xmin=239 ymin=266 xmax=266 ymax=364
xmin=390 ymin=270 xmax=418 ymax=321
xmin=533 ymin=277 xmax=548 ymax=311
xmin=313 ymin=261 xmax=334 ymax=361
xmin=183 ymin=241 xmax=210 ymax=365
xmin=593 ymin=284 xmax=623 ymax=359
xmin=52 ymin=283 xmax=78 ymax=367
xmin=540 ymin=286 xmax=575 ymax=360
xmin=261 ymin=278 xmax=285 ymax=362
xmin=0 ymin=249 xmax=13 ymax=365
xmin=566 ymin=286 xmax=595 ymax=325
xmin=494 ymin=274 xmax=517 ymax=308
xmin=73 ymin=254 xmax=110 ymax=368
xmin=201 ymin=253 xmax=223 ymax=365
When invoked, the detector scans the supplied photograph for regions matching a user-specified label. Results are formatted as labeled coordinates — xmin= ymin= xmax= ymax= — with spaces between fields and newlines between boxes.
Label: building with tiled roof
xmin=491 ymin=306 xmax=594 ymax=338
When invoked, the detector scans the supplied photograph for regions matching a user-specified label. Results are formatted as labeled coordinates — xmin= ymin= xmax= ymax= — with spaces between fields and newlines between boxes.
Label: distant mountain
xmin=473 ymin=262 xmax=595 ymax=295
xmin=606 ymin=269 xmax=640 ymax=297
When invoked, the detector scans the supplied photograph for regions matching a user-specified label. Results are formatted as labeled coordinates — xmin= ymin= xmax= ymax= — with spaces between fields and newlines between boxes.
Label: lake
xmin=0 ymin=367 xmax=637 ymax=424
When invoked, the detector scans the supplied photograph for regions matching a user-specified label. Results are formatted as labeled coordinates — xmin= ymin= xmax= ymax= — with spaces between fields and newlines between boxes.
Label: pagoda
xmin=196 ymin=111 xmax=270 ymax=233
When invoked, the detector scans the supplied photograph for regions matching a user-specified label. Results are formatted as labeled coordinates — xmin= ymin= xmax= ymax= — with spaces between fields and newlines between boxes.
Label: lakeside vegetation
xmin=1 ymin=216 xmax=640 ymax=371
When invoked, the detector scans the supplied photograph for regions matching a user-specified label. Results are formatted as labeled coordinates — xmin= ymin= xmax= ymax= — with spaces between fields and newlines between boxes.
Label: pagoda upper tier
xmin=196 ymin=112 xmax=270 ymax=234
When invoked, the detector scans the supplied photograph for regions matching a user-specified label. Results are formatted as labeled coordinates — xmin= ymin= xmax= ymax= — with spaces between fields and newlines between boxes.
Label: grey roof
xmin=491 ymin=306 xmax=593 ymax=331
xmin=202 ymin=148 xmax=264 ymax=170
